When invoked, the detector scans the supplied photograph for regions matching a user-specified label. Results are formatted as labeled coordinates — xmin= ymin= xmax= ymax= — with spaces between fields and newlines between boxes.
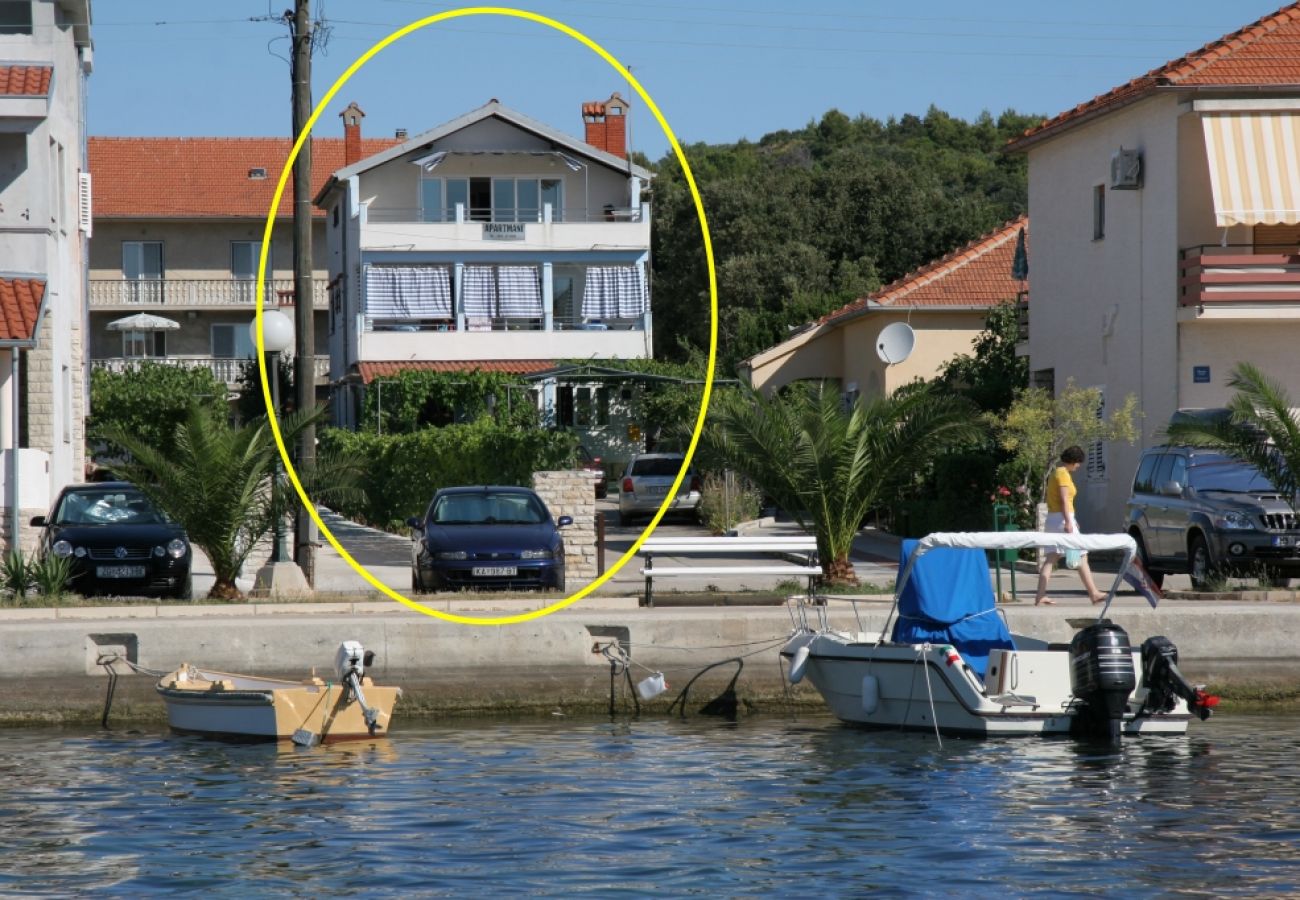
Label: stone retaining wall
xmin=532 ymin=470 xmax=597 ymax=582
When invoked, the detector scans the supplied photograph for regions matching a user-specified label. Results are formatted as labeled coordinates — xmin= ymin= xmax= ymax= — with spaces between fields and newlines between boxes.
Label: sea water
xmin=1 ymin=712 xmax=1297 ymax=896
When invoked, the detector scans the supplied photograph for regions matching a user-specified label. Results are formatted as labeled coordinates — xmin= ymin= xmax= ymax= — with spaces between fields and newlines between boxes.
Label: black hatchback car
xmin=31 ymin=482 xmax=193 ymax=599
xmin=407 ymin=486 xmax=571 ymax=592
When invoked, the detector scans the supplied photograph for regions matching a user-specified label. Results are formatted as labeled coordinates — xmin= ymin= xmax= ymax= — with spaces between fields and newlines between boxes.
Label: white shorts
xmin=1045 ymin=512 xmax=1083 ymax=558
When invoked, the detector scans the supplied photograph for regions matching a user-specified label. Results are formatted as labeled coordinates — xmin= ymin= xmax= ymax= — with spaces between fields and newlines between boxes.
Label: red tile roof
xmin=88 ymin=136 xmax=401 ymax=219
xmin=357 ymin=360 xmax=556 ymax=384
xmin=0 ymin=65 xmax=52 ymax=96
xmin=818 ymin=217 xmax=1027 ymax=326
xmin=0 ymin=278 xmax=46 ymax=343
xmin=1010 ymin=3 xmax=1300 ymax=149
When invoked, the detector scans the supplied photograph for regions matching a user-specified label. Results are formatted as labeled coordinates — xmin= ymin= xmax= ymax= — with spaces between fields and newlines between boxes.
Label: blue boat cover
xmin=889 ymin=539 xmax=1015 ymax=680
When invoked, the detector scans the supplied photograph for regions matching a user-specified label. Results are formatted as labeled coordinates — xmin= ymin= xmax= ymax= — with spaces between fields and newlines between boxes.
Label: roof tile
xmin=818 ymin=216 xmax=1028 ymax=326
xmin=0 ymin=278 xmax=46 ymax=343
xmin=1011 ymin=3 xmax=1300 ymax=148
xmin=88 ymin=136 xmax=400 ymax=219
xmin=357 ymin=360 xmax=556 ymax=384
xmin=0 ymin=65 xmax=52 ymax=97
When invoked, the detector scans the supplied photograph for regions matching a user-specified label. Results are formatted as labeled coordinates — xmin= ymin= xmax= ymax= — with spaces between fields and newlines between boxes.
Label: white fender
xmin=788 ymin=645 xmax=811 ymax=684
xmin=861 ymin=674 xmax=879 ymax=714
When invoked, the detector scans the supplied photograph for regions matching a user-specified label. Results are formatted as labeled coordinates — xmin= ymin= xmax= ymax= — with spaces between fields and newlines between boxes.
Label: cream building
xmin=742 ymin=217 xmax=1028 ymax=401
xmin=0 ymin=0 xmax=92 ymax=554
xmin=1008 ymin=2 xmax=1300 ymax=534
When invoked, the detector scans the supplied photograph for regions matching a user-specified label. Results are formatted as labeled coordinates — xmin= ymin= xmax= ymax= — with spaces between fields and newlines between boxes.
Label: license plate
xmin=96 ymin=565 xmax=146 ymax=579
xmin=1273 ymin=536 xmax=1293 ymax=547
xmin=646 ymin=485 xmax=669 ymax=496
xmin=472 ymin=566 xmax=518 ymax=577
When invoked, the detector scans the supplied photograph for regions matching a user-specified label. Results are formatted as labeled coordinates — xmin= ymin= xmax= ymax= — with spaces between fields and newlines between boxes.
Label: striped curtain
xmin=497 ymin=266 xmax=542 ymax=317
xmin=364 ymin=265 xmax=451 ymax=317
xmin=582 ymin=265 xmax=646 ymax=318
xmin=461 ymin=265 xmax=497 ymax=317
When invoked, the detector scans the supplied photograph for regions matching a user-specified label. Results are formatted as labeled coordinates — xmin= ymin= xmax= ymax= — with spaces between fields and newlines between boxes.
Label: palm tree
xmin=102 ymin=403 xmax=365 ymax=599
xmin=702 ymin=381 xmax=984 ymax=584
xmin=1165 ymin=362 xmax=1300 ymax=507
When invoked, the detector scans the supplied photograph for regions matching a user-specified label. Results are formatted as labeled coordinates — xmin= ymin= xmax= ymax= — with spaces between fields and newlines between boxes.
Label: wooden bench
xmin=638 ymin=536 xmax=822 ymax=607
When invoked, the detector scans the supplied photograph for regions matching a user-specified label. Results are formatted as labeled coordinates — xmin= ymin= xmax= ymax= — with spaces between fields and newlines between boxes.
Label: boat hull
xmin=156 ymin=668 xmax=400 ymax=743
xmin=783 ymin=632 xmax=1192 ymax=737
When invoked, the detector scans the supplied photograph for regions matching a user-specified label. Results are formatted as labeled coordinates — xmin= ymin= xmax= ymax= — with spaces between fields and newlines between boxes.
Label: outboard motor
xmin=1139 ymin=636 xmax=1219 ymax=721
xmin=1070 ymin=621 xmax=1137 ymax=743
xmin=334 ymin=640 xmax=381 ymax=735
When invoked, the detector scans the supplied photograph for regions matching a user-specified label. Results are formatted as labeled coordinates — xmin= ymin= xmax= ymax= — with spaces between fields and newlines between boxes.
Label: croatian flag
xmin=1122 ymin=559 xmax=1163 ymax=609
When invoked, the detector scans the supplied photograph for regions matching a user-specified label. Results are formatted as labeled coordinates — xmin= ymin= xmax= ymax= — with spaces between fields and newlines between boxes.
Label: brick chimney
xmin=340 ymin=101 xmax=365 ymax=165
xmin=582 ymin=92 xmax=628 ymax=159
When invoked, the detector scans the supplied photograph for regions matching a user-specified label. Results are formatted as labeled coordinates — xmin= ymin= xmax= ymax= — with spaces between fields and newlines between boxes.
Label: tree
xmin=702 ymin=381 xmax=983 ymax=584
xmin=939 ymin=300 xmax=1028 ymax=414
xmin=993 ymin=381 xmax=1141 ymax=510
xmin=235 ymin=355 xmax=293 ymax=424
xmin=101 ymin=404 xmax=365 ymax=599
xmin=88 ymin=363 xmax=229 ymax=459
xmin=1165 ymin=363 xmax=1300 ymax=509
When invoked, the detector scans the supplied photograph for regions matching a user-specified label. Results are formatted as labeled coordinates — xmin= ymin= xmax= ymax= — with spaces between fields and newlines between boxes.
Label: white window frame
xmin=122 ymin=241 xmax=164 ymax=280
xmin=122 ymin=330 xmax=165 ymax=359
xmin=231 ymin=241 xmax=269 ymax=280
xmin=421 ymin=176 xmax=563 ymax=223
xmin=211 ymin=323 xmax=256 ymax=360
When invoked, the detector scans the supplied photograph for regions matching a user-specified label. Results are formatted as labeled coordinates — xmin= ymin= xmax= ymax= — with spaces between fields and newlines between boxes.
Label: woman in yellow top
xmin=1034 ymin=445 xmax=1105 ymax=606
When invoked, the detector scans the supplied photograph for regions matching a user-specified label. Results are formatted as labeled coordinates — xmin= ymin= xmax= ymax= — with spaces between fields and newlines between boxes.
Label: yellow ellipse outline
xmin=255 ymin=7 xmax=717 ymax=626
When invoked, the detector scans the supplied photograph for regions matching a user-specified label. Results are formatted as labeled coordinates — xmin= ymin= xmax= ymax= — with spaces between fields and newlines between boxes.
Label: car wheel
xmin=1189 ymin=533 xmax=1214 ymax=591
xmin=616 ymin=511 xmax=629 ymax=527
xmin=1132 ymin=532 xmax=1164 ymax=589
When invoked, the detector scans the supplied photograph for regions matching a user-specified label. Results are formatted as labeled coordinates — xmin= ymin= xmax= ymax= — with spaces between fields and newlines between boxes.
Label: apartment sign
xmin=483 ymin=223 xmax=525 ymax=241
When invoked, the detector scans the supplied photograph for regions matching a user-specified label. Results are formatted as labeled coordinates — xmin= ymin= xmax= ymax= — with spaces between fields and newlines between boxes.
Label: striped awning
xmin=461 ymin=265 xmax=541 ymax=318
xmin=582 ymin=265 xmax=646 ymax=318
xmin=1202 ymin=113 xmax=1300 ymax=227
xmin=364 ymin=265 xmax=452 ymax=318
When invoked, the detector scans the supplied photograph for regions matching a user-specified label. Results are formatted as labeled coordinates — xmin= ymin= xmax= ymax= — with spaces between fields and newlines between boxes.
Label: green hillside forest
xmin=646 ymin=106 xmax=1042 ymax=375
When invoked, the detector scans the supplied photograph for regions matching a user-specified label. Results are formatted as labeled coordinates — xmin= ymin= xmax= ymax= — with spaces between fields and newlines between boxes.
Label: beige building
xmin=742 ymin=217 xmax=1028 ymax=400
xmin=86 ymin=128 xmax=397 ymax=396
xmin=1 ymin=0 xmax=92 ymax=554
xmin=1008 ymin=3 xmax=1300 ymax=534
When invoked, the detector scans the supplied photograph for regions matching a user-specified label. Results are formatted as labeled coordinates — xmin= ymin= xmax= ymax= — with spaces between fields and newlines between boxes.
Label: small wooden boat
xmin=156 ymin=641 xmax=400 ymax=745
xmin=782 ymin=532 xmax=1218 ymax=740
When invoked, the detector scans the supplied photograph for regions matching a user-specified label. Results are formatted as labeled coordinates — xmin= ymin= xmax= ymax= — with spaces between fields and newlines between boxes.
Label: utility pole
xmin=289 ymin=0 xmax=316 ymax=584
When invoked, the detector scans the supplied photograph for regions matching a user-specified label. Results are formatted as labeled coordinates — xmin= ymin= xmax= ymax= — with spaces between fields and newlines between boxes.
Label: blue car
xmin=407 ymin=486 xmax=572 ymax=592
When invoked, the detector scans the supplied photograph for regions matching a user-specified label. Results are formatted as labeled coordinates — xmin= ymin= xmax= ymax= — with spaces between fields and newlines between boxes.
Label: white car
xmin=617 ymin=453 xmax=702 ymax=526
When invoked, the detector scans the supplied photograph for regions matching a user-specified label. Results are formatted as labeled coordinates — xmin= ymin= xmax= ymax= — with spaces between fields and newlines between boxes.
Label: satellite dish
xmin=875 ymin=322 xmax=915 ymax=365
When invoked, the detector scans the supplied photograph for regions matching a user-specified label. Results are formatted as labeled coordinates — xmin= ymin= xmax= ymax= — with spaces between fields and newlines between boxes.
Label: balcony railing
xmin=91 ymin=355 xmax=331 ymax=386
xmin=364 ymin=205 xmax=646 ymax=224
xmin=89 ymin=278 xmax=330 ymax=309
xmin=363 ymin=314 xmax=648 ymax=333
xmin=1179 ymin=245 xmax=1300 ymax=307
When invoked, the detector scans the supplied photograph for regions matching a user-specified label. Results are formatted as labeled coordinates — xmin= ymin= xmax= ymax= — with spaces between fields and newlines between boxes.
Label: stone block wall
xmin=532 ymin=470 xmax=597 ymax=582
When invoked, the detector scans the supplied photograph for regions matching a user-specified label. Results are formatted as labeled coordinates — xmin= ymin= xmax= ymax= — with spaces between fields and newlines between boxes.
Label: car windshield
xmin=1188 ymin=461 xmax=1278 ymax=493
xmin=630 ymin=458 xmax=686 ymax=478
xmin=54 ymin=489 xmax=170 ymax=526
xmin=430 ymin=492 xmax=547 ymax=525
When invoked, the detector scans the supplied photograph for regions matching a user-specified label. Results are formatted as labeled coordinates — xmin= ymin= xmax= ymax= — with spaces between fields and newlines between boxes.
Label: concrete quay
xmin=5 ymin=592 xmax=1300 ymax=726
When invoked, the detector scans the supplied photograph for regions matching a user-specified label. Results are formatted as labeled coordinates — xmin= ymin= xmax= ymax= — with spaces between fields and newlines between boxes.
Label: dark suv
xmin=1125 ymin=446 xmax=1300 ymax=589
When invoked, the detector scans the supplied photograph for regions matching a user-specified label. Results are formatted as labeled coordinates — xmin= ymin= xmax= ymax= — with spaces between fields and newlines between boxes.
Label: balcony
xmin=359 ymin=314 xmax=650 ymax=362
xmin=1179 ymin=246 xmax=1300 ymax=313
xmin=89 ymin=278 xmax=329 ymax=310
xmin=359 ymin=203 xmax=651 ymax=254
xmin=91 ymin=355 xmax=331 ymax=387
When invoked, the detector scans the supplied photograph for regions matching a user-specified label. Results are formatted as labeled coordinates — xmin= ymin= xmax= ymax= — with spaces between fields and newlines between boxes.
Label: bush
xmin=89 ymin=363 xmax=229 ymax=459
xmin=698 ymin=470 xmax=761 ymax=535
xmin=319 ymin=421 xmax=578 ymax=530
xmin=1 ymin=550 xmax=74 ymax=603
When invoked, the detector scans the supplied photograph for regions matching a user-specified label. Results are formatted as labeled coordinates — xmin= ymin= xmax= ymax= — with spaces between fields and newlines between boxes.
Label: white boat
xmin=156 ymin=641 xmax=401 ymax=745
xmin=781 ymin=532 xmax=1218 ymax=740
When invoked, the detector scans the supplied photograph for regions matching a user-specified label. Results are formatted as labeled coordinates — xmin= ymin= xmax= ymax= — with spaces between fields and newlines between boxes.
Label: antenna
xmin=875 ymin=322 xmax=915 ymax=365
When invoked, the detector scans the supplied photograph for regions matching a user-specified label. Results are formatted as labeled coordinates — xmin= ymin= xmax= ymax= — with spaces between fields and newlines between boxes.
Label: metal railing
xmin=91 ymin=355 xmax=331 ymax=385
xmin=1179 ymin=244 xmax=1300 ymax=307
xmin=88 ymin=278 xmax=330 ymax=309
xmin=363 ymin=205 xmax=646 ymax=224
xmin=364 ymin=314 xmax=648 ymax=333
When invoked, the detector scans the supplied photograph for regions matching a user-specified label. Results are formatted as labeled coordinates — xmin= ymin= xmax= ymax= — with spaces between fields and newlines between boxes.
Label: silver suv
xmin=1125 ymin=446 xmax=1300 ymax=589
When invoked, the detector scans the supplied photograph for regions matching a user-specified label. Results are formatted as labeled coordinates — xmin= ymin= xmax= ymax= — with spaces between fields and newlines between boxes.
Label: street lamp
xmin=250 ymin=309 xmax=293 ymax=562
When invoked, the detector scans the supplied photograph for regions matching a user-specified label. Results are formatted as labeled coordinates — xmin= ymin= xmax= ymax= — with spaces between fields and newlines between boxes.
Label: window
xmin=1086 ymin=389 xmax=1107 ymax=482
xmin=1093 ymin=185 xmax=1105 ymax=240
xmin=212 ymin=323 xmax=256 ymax=360
xmin=1133 ymin=453 xmax=1159 ymax=494
xmin=420 ymin=177 xmax=443 ymax=222
xmin=433 ymin=177 xmax=563 ymax=223
xmin=1167 ymin=455 xmax=1187 ymax=490
xmin=0 ymin=1 xmax=33 ymax=35
xmin=232 ymin=241 xmax=268 ymax=280
xmin=123 ymin=331 xmax=166 ymax=358
xmin=123 ymin=241 xmax=163 ymax=280
xmin=556 ymin=385 xmax=611 ymax=428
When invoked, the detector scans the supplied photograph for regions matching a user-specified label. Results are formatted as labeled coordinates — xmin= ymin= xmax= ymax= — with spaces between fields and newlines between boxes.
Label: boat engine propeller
xmin=1069 ymin=621 xmax=1137 ymax=743
xmin=335 ymin=640 xmax=382 ymax=735
xmin=1139 ymin=636 xmax=1219 ymax=721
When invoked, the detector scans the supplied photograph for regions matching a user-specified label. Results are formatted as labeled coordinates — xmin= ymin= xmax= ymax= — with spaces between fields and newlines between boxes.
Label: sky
xmin=87 ymin=0 xmax=1289 ymax=159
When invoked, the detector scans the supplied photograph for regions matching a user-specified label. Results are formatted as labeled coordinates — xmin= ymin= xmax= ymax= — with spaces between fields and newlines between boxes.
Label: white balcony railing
xmin=88 ymin=278 xmax=329 ymax=309
xmin=91 ymin=355 xmax=331 ymax=386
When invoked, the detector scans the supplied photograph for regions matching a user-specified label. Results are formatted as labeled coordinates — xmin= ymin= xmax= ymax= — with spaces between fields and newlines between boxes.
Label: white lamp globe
xmin=251 ymin=308 xmax=294 ymax=353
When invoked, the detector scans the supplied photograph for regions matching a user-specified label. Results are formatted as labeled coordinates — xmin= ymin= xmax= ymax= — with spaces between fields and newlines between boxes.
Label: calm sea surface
xmin=1 ymin=712 xmax=1298 ymax=896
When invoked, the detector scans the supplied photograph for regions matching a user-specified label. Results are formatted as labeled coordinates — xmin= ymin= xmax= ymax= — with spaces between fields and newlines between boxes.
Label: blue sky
xmin=89 ymin=1 xmax=1285 ymax=158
